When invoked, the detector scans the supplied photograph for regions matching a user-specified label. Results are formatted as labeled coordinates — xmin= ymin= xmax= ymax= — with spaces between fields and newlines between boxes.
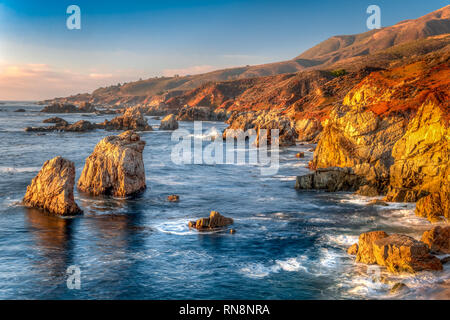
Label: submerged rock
xmin=77 ymin=131 xmax=146 ymax=197
xmin=188 ymin=211 xmax=234 ymax=231
xmin=14 ymin=109 xmax=26 ymax=112
xmin=159 ymin=114 xmax=179 ymax=130
xmin=23 ymin=157 xmax=82 ymax=216
xmin=421 ymin=226 xmax=450 ymax=254
xmin=167 ymin=195 xmax=180 ymax=202
xmin=390 ymin=283 xmax=409 ymax=295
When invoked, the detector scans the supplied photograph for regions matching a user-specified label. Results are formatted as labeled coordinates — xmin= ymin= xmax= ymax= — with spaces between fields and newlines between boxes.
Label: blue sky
xmin=0 ymin=0 xmax=448 ymax=100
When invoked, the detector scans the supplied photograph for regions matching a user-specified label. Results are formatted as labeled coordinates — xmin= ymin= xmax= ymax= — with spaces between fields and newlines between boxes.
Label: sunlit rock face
xmin=23 ymin=157 xmax=82 ymax=216
xmin=385 ymin=98 xmax=449 ymax=221
xmin=77 ymin=131 xmax=146 ymax=197
xmin=159 ymin=114 xmax=179 ymax=130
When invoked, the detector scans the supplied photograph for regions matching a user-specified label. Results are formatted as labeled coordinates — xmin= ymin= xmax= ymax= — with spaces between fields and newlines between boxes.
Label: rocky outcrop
xmin=176 ymin=106 xmax=228 ymax=121
xmin=23 ymin=157 xmax=82 ymax=216
xmin=188 ymin=211 xmax=234 ymax=231
xmin=223 ymin=111 xmax=297 ymax=147
xmin=167 ymin=195 xmax=180 ymax=202
xmin=347 ymin=243 xmax=359 ymax=255
xmin=43 ymin=117 xmax=69 ymax=126
xmin=295 ymin=167 xmax=363 ymax=192
xmin=421 ymin=226 xmax=450 ymax=254
xmin=352 ymin=231 xmax=443 ymax=273
xmin=77 ymin=131 xmax=146 ymax=197
xmin=295 ymin=118 xmax=322 ymax=142
xmin=98 ymin=107 xmax=153 ymax=131
xmin=25 ymin=120 xmax=96 ymax=132
xmin=159 ymin=114 xmax=179 ymax=130
xmin=78 ymin=102 xmax=96 ymax=113
xmin=41 ymin=103 xmax=79 ymax=113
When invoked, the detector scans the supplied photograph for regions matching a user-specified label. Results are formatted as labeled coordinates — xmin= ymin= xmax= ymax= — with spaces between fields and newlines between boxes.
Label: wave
xmin=239 ymin=256 xmax=309 ymax=279
xmin=0 ymin=167 xmax=41 ymax=174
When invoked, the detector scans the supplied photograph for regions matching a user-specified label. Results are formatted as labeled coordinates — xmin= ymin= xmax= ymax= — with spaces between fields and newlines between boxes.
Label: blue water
xmin=0 ymin=102 xmax=447 ymax=300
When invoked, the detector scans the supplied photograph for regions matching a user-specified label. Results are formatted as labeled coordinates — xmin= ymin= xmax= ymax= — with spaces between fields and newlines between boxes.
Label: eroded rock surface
xmin=77 ymin=131 xmax=146 ymax=197
xmin=421 ymin=226 xmax=450 ymax=254
xmin=23 ymin=157 xmax=82 ymax=216
xmin=99 ymin=107 xmax=153 ymax=131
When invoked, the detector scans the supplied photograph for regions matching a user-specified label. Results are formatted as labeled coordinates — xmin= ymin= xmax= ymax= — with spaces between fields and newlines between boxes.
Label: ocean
xmin=0 ymin=102 xmax=447 ymax=299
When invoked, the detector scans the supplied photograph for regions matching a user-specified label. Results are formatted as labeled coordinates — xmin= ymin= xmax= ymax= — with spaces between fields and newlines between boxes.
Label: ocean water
xmin=0 ymin=102 xmax=448 ymax=300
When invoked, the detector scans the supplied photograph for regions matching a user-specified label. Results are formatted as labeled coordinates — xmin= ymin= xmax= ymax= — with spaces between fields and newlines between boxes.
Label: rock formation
xmin=43 ymin=117 xmax=69 ymax=126
xmin=295 ymin=167 xmax=363 ymax=192
xmin=159 ymin=114 xmax=179 ymax=130
xmin=25 ymin=120 xmax=96 ymax=132
xmin=78 ymin=102 xmax=97 ymax=113
xmin=98 ymin=107 xmax=153 ymax=131
xmin=167 ymin=195 xmax=180 ymax=202
xmin=23 ymin=157 xmax=82 ymax=216
xmin=421 ymin=226 xmax=450 ymax=254
xmin=223 ymin=111 xmax=297 ymax=147
xmin=351 ymin=231 xmax=443 ymax=273
xmin=188 ymin=211 xmax=234 ymax=231
xmin=77 ymin=131 xmax=146 ymax=197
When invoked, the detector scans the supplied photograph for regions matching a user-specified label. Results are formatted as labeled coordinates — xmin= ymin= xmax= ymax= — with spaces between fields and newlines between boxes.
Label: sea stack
xmin=23 ymin=157 xmax=82 ymax=216
xmin=77 ymin=130 xmax=147 ymax=197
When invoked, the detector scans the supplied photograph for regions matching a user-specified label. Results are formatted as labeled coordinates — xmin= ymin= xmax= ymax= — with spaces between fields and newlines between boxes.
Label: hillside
xmin=41 ymin=5 xmax=450 ymax=106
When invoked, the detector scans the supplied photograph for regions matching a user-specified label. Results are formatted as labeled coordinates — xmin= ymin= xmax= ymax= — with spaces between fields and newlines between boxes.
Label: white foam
xmin=239 ymin=256 xmax=309 ymax=279
xmin=154 ymin=219 xmax=197 ymax=236
xmin=0 ymin=167 xmax=40 ymax=174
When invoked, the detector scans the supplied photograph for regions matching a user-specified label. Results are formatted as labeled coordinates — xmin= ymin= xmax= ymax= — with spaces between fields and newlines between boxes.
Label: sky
xmin=0 ymin=0 xmax=448 ymax=100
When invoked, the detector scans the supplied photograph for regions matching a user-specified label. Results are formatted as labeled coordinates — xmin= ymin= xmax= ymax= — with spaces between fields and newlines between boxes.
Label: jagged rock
xmin=23 ymin=157 xmax=82 ymax=216
xmin=98 ymin=107 xmax=153 ymax=131
xmin=295 ymin=118 xmax=321 ymax=142
xmin=385 ymin=99 xmax=449 ymax=221
xmin=176 ymin=106 xmax=227 ymax=121
xmin=356 ymin=231 xmax=389 ymax=264
xmin=372 ymin=234 xmax=442 ymax=273
xmin=188 ymin=211 xmax=233 ymax=230
xmin=43 ymin=117 xmax=69 ymax=126
xmin=167 ymin=195 xmax=180 ymax=202
xmin=65 ymin=120 xmax=96 ymax=132
xmin=347 ymin=243 xmax=359 ymax=255
xmin=421 ymin=226 xmax=450 ymax=254
xmin=295 ymin=167 xmax=363 ymax=192
xmin=159 ymin=114 xmax=179 ymax=130
xmin=77 ymin=131 xmax=146 ymax=197
xmin=41 ymin=103 xmax=79 ymax=113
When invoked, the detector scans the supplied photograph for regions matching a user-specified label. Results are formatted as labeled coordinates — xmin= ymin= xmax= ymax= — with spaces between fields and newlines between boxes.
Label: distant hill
xmin=42 ymin=5 xmax=450 ymax=105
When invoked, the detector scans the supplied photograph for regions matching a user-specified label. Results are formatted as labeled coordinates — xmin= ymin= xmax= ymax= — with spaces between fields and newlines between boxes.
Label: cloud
xmin=162 ymin=65 xmax=217 ymax=77
xmin=0 ymin=63 xmax=137 ymax=101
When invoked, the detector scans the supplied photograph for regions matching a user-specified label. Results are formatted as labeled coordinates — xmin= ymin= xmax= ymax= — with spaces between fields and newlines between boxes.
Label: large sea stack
xmin=77 ymin=130 xmax=147 ymax=197
xmin=23 ymin=157 xmax=82 ymax=216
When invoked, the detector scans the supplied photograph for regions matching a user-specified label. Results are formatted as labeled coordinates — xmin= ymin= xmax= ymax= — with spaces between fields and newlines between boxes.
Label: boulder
xmin=296 ymin=152 xmax=305 ymax=159
xmin=23 ymin=157 xmax=82 ymax=216
xmin=65 ymin=120 xmax=96 ymax=132
xmin=167 ymin=195 xmax=180 ymax=202
xmin=390 ymin=283 xmax=409 ymax=295
xmin=188 ymin=211 xmax=234 ymax=230
xmin=356 ymin=231 xmax=389 ymax=264
xmin=77 ymin=131 xmax=146 ymax=197
xmin=159 ymin=114 xmax=179 ymax=130
xmin=372 ymin=234 xmax=442 ymax=273
xmin=421 ymin=226 xmax=450 ymax=254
